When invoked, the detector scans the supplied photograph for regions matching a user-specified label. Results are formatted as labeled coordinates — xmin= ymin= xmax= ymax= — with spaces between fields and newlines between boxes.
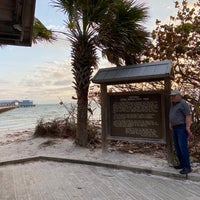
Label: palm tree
xmin=52 ymin=0 xmax=149 ymax=146
xmin=96 ymin=0 xmax=149 ymax=66
xmin=32 ymin=18 xmax=55 ymax=43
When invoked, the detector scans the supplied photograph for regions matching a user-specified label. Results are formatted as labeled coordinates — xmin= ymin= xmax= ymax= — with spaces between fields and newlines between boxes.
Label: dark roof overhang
xmin=0 ymin=0 xmax=36 ymax=46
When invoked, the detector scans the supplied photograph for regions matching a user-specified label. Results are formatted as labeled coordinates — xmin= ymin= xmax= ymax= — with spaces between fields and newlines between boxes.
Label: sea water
xmin=0 ymin=104 xmax=101 ymax=138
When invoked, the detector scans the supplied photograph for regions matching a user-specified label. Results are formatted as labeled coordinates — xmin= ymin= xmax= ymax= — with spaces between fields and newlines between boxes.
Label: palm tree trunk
xmin=76 ymin=88 xmax=88 ymax=146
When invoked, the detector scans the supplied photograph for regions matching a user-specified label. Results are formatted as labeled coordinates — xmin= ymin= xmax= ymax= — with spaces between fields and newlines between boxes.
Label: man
xmin=169 ymin=89 xmax=192 ymax=174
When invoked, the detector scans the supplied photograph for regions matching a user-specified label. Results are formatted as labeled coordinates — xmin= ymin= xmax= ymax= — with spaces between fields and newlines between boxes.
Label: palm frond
xmin=32 ymin=18 xmax=56 ymax=44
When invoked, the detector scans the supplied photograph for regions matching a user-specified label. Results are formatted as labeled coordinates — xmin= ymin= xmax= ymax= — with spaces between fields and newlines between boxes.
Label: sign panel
xmin=108 ymin=92 xmax=166 ymax=143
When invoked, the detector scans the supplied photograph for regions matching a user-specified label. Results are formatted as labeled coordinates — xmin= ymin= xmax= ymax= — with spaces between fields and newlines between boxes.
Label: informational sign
xmin=108 ymin=92 xmax=166 ymax=143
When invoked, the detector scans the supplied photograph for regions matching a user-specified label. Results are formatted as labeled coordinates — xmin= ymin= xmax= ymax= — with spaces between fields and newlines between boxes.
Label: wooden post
xmin=100 ymin=84 xmax=108 ymax=151
xmin=164 ymin=78 xmax=176 ymax=165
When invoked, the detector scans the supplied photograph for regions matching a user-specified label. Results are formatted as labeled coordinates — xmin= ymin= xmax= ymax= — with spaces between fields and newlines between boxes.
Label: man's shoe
xmin=180 ymin=168 xmax=192 ymax=174
xmin=173 ymin=165 xmax=183 ymax=170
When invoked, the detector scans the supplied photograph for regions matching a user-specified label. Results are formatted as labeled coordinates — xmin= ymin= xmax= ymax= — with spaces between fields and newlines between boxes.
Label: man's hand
xmin=186 ymin=127 xmax=193 ymax=138
xmin=169 ymin=123 xmax=173 ymax=131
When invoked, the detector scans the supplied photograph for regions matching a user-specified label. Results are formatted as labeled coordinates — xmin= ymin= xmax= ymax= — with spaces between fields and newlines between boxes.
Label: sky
xmin=0 ymin=0 xmax=196 ymax=104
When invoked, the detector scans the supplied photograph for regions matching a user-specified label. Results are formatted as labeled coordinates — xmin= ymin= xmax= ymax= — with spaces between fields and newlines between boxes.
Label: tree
xmin=32 ymin=18 xmax=55 ymax=43
xmin=52 ymin=0 xmax=149 ymax=146
xmin=146 ymin=0 xmax=200 ymax=120
xmin=95 ymin=0 xmax=149 ymax=66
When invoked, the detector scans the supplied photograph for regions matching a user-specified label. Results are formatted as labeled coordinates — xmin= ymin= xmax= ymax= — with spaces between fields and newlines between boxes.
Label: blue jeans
xmin=173 ymin=124 xmax=191 ymax=169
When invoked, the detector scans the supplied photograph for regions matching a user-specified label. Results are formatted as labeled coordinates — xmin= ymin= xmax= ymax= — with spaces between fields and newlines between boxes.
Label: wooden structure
xmin=19 ymin=100 xmax=35 ymax=107
xmin=92 ymin=60 xmax=175 ymax=164
xmin=0 ymin=0 xmax=36 ymax=46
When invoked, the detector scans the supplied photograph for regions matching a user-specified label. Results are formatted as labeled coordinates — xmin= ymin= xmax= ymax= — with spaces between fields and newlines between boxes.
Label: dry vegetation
xmin=34 ymin=117 xmax=101 ymax=147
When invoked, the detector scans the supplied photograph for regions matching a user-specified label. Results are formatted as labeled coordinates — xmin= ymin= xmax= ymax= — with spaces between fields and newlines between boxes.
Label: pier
xmin=0 ymin=100 xmax=35 ymax=113
xmin=0 ymin=106 xmax=18 ymax=114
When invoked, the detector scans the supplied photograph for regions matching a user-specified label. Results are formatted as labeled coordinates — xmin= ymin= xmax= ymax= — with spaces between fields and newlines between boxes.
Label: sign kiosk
xmin=92 ymin=60 xmax=175 ymax=164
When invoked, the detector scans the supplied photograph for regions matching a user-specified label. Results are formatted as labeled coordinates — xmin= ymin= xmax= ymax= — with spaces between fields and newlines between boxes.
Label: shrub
xmin=34 ymin=118 xmax=76 ymax=138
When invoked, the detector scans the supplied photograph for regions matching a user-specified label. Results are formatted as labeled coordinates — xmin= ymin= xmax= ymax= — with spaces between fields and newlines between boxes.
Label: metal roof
xmin=92 ymin=60 xmax=173 ymax=84
xmin=0 ymin=0 xmax=36 ymax=46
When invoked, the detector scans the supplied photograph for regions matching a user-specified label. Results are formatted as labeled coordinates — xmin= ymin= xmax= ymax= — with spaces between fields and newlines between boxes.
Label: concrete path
xmin=0 ymin=161 xmax=200 ymax=200
xmin=0 ymin=137 xmax=200 ymax=199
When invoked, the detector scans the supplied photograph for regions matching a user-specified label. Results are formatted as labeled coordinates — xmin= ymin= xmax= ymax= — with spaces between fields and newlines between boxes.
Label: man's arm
xmin=169 ymin=123 xmax=173 ymax=131
xmin=186 ymin=115 xmax=192 ymax=137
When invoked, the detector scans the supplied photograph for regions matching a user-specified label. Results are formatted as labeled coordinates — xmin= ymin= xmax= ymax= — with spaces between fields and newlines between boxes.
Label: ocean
xmin=0 ymin=104 xmax=101 ymax=138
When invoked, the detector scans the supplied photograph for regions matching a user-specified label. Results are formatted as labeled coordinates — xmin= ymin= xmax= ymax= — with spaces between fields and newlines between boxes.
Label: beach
xmin=0 ymin=128 xmax=199 ymax=173
xmin=0 ymin=130 xmax=169 ymax=170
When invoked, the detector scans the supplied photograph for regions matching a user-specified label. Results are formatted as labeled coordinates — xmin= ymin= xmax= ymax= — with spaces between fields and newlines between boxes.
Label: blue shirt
xmin=169 ymin=99 xmax=191 ymax=126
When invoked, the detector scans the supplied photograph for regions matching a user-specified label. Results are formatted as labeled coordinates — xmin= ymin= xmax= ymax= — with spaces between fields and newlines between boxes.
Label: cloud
xmin=54 ymin=80 xmax=69 ymax=86
xmin=0 ymin=79 xmax=10 ymax=85
xmin=14 ymin=60 xmax=75 ymax=103
xmin=47 ymin=25 xmax=66 ymax=31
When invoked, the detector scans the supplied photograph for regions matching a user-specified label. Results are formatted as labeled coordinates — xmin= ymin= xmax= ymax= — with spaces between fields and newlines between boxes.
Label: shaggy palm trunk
xmin=76 ymin=88 xmax=88 ymax=146
xmin=70 ymin=31 xmax=97 ymax=147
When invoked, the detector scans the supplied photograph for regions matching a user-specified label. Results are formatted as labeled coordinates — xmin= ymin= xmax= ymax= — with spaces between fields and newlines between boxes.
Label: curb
xmin=0 ymin=156 xmax=200 ymax=182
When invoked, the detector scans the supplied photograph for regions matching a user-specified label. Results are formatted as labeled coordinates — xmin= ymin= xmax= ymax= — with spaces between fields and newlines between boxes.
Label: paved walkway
xmin=0 ymin=160 xmax=200 ymax=200
xmin=0 ymin=137 xmax=200 ymax=199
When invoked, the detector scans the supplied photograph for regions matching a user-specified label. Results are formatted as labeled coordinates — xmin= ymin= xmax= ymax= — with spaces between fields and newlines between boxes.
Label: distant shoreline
xmin=0 ymin=106 xmax=18 ymax=114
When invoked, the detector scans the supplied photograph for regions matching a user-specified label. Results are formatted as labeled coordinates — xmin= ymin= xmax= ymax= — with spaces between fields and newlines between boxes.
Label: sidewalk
xmin=0 ymin=135 xmax=200 ymax=199
xmin=0 ymin=135 xmax=200 ymax=182
xmin=1 ymin=159 xmax=200 ymax=200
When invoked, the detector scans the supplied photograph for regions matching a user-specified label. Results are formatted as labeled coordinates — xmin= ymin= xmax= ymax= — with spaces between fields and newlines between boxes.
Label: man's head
xmin=170 ymin=90 xmax=182 ymax=103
